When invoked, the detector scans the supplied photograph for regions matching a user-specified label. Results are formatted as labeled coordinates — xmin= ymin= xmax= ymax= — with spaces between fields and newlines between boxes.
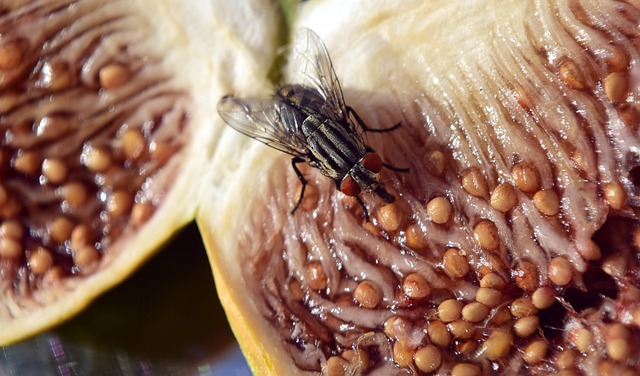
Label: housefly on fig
xmin=217 ymin=28 xmax=407 ymax=221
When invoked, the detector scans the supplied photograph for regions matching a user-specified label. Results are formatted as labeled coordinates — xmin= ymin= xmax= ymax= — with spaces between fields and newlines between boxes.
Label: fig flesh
xmin=0 ymin=0 xmax=279 ymax=345
xmin=201 ymin=0 xmax=640 ymax=374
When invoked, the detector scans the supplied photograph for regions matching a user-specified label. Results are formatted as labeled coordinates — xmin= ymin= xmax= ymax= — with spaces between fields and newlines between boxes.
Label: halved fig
xmin=200 ymin=0 xmax=640 ymax=374
xmin=0 ymin=0 xmax=279 ymax=345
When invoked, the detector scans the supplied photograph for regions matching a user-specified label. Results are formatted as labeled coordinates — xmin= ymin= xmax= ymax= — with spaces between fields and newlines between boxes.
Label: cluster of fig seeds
xmin=368 ymin=200 xmax=560 ymax=375
xmin=311 ymin=173 xmax=636 ymax=373
xmin=281 ymin=39 xmax=640 ymax=375
xmin=0 ymin=3 xmax=179 ymax=292
xmin=551 ymin=45 xmax=631 ymax=215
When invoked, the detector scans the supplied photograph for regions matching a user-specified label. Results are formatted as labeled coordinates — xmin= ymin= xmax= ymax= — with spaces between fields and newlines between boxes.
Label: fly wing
xmin=289 ymin=28 xmax=353 ymax=130
xmin=217 ymin=95 xmax=309 ymax=157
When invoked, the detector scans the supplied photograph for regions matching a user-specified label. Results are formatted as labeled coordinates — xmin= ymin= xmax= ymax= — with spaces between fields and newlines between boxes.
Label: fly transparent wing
xmin=289 ymin=28 xmax=351 ymax=127
xmin=217 ymin=95 xmax=309 ymax=157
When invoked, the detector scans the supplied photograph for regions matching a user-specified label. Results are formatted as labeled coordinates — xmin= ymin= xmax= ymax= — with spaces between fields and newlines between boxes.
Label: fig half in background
xmin=200 ymin=0 xmax=640 ymax=374
xmin=0 ymin=0 xmax=279 ymax=345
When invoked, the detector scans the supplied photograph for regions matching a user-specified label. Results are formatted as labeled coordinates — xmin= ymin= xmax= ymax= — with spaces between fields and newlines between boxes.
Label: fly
xmin=217 ymin=28 xmax=407 ymax=221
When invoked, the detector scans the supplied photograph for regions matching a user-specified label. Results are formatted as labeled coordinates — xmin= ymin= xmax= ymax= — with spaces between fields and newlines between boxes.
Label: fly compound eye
xmin=361 ymin=153 xmax=383 ymax=174
xmin=340 ymin=175 xmax=361 ymax=197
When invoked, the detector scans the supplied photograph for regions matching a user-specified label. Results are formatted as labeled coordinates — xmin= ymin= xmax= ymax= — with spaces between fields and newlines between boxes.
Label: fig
xmin=200 ymin=0 xmax=640 ymax=374
xmin=0 ymin=0 xmax=279 ymax=345
xmin=4 ymin=0 xmax=640 ymax=375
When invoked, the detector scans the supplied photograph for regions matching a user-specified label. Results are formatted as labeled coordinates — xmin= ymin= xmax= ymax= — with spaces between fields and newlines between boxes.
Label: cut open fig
xmin=0 ymin=0 xmax=279 ymax=345
xmin=200 ymin=0 xmax=640 ymax=374
xmin=3 ymin=0 xmax=640 ymax=375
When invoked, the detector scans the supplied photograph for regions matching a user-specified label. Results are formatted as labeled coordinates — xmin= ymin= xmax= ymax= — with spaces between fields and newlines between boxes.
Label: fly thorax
xmin=301 ymin=116 xmax=323 ymax=138
xmin=303 ymin=117 xmax=364 ymax=181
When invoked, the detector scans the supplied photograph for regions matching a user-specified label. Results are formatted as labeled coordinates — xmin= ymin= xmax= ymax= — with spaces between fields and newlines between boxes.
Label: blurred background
xmin=0 ymin=222 xmax=250 ymax=376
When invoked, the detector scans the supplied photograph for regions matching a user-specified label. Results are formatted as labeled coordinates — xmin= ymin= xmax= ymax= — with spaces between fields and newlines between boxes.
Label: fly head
xmin=340 ymin=152 xmax=395 ymax=203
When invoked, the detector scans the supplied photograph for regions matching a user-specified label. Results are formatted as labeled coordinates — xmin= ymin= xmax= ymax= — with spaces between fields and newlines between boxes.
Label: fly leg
xmin=383 ymin=163 xmax=410 ymax=173
xmin=350 ymin=106 xmax=408 ymax=172
xmin=365 ymin=146 xmax=410 ymax=173
xmin=290 ymin=157 xmax=308 ymax=215
xmin=356 ymin=196 xmax=370 ymax=222
xmin=333 ymin=179 xmax=372 ymax=222
xmin=347 ymin=105 xmax=401 ymax=133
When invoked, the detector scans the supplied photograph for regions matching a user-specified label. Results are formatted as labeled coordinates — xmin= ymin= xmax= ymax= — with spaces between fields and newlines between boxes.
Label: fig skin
xmin=201 ymin=0 xmax=640 ymax=374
